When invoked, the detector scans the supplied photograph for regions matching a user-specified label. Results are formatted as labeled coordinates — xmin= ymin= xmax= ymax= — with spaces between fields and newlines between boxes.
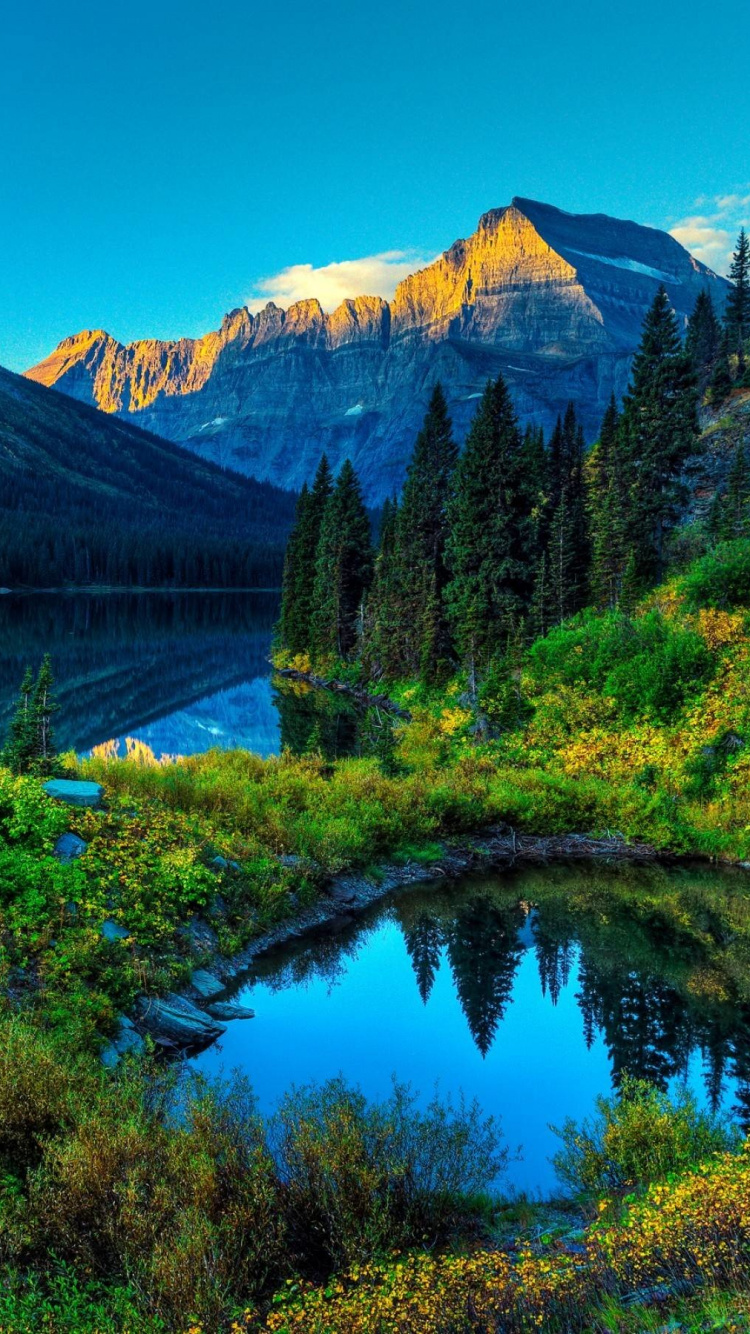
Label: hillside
xmin=0 ymin=367 xmax=296 ymax=586
xmin=27 ymin=197 xmax=729 ymax=501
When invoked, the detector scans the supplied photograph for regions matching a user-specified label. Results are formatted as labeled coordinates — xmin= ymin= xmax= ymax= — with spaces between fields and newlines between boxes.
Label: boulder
xmin=135 ymin=993 xmax=226 ymax=1051
xmin=101 ymin=918 xmax=131 ymax=942
xmin=205 ymin=1002 xmax=255 ymax=1021
xmin=53 ymin=832 xmax=88 ymax=864
xmin=190 ymin=968 xmax=225 ymax=1000
xmin=44 ymin=779 xmax=103 ymax=809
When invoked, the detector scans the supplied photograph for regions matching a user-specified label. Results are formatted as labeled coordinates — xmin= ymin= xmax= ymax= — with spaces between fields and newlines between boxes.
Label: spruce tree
xmin=445 ymin=376 xmax=534 ymax=683
xmin=392 ymin=382 xmax=458 ymax=682
xmin=2 ymin=666 xmax=35 ymax=774
xmin=277 ymin=455 xmax=333 ymax=655
xmin=545 ymin=403 xmax=590 ymax=623
xmin=686 ymin=289 xmax=722 ymax=391
xmin=619 ymin=287 xmax=699 ymax=585
xmin=588 ymin=395 xmax=628 ymax=609
xmin=276 ymin=483 xmax=311 ymax=655
xmin=312 ymin=460 xmax=373 ymax=661
xmin=362 ymin=497 xmax=402 ymax=678
xmin=725 ymin=229 xmax=750 ymax=372
xmin=31 ymin=654 xmax=58 ymax=776
xmin=721 ymin=441 xmax=750 ymax=540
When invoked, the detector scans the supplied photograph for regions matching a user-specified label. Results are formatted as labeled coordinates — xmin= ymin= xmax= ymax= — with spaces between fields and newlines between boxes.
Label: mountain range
xmin=27 ymin=197 xmax=730 ymax=502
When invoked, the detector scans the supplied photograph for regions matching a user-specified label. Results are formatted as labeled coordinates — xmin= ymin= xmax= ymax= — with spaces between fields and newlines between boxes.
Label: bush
xmin=271 ymin=1078 xmax=506 ymax=1271
xmin=530 ymin=610 xmax=714 ymax=724
xmin=551 ymin=1075 xmax=738 ymax=1195
xmin=680 ymin=539 xmax=750 ymax=610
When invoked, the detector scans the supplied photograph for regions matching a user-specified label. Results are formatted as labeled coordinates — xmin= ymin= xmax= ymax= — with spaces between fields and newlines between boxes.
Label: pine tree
xmin=276 ymin=483 xmax=311 ymax=655
xmin=392 ymin=382 xmax=458 ymax=682
xmin=361 ymin=497 xmax=402 ymax=678
xmin=312 ymin=460 xmax=373 ymax=661
xmin=277 ymin=456 xmax=333 ymax=655
xmin=709 ymin=333 xmax=734 ymax=405
xmin=545 ymin=403 xmax=590 ymax=623
xmin=31 ymin=654 xmax=58 ymax=775
xmin=686 ymin=289 xmax=722 ymax=391
xmin=445 ymin=376 xmax=534 ymax=683
xmin=619 ymin=287 xmax=699 ymax=585
xmin=720 ymin=441 xmax=750 ymax=540
xmin=588 ymin=395 xmax=628 ymax=609
xmin=2 ymin=667 xmax=35 ymax=774
xmin=725 ymin=229 xmax=750 ymax=372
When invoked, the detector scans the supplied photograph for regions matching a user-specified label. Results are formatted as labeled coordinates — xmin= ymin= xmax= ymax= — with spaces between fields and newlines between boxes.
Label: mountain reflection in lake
xmin=194 ymin=862 xmax=750 ymax=1194
xmin=0 ymin=591 xmax=367 ymax=758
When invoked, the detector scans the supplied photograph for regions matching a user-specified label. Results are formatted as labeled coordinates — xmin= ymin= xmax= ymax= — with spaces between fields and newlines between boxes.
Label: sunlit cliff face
xmin=25 ymin=197 xmax=728 ymax=502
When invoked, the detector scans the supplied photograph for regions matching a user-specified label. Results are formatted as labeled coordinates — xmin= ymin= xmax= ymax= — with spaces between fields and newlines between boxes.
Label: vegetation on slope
xmin=0 ymin=367 xmax=296 ymax=586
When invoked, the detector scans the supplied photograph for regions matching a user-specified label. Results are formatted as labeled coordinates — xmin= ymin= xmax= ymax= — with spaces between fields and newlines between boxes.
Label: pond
xmin=193 ymin=861 xmax=750 ymax=1195
xmin=0 ymin=590 xmax=362 ymax=759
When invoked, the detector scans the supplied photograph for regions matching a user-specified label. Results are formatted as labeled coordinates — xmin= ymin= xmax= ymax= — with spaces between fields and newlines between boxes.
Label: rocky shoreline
xmin=274 ymin=666 xmax=412 ymax=719
xmin=122 ymin=826 xmax=667 ymax=1060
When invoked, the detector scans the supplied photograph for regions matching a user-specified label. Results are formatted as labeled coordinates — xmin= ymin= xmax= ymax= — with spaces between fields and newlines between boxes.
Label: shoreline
xmin=274 ymin=665 xmax=412 ymax=719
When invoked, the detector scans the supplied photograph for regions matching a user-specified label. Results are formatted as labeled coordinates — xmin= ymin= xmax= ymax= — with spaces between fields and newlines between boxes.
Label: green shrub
xmin=551 ymin=1075 xmax=738 ymax=1196
xmin=680 ymin=539 xmax=750 ymax=610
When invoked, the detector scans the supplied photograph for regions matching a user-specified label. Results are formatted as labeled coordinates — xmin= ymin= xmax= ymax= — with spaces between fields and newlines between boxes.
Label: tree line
xmin=277 ymin=230 xmax=750 ymax=688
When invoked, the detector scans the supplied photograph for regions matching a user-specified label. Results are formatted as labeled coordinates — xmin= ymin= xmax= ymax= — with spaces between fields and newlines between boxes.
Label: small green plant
xmin=551 ymin=1075 xmax=738 ymax=1196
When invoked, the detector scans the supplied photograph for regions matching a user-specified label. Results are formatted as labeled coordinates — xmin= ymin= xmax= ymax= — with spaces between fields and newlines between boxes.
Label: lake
xmin=194 ymin=861 xmax=750 ymax=1195
xmin=0 ymin=589 xmax=362 ymax=759
xmin=3 ymin=594 xmax=749 ymax=1195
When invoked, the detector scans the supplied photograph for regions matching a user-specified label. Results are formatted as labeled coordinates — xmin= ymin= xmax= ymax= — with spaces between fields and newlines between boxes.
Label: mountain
xmin=27 ymin=198 xmax=730 ymax=502
xmin=0 ymin=366 xmax=296 ymax=587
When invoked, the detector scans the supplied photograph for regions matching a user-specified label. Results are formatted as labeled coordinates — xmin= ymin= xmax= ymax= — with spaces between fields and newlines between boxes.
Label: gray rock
xmin=135 ymin=993 xmax=226 ymax=1050
xmin=205 ymin=1002 xmax=255 ymax=1021
xmin=44 ymin=779 xmax=104 ymax=809
xmin=190 ymin=968 xmax=225 ymax=1000
xmin=212 ymin=855 xmax=240 ymax=872
xmin=329 ymin=883 xmax=357 ymax=905
xmin=100 ymin=1042 xmax=120 ymax=1069
xmin=112 ymin=1015 xmax=145 ymax=1056
xmin=53 ymin=832 xmax=88 ymax=864
xmin=101 ymin=918 xmax=131 ymax=942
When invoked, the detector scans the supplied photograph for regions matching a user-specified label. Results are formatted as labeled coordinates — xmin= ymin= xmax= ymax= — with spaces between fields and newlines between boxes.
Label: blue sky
xmin=3 ymin=0 xmax=749 ymax=372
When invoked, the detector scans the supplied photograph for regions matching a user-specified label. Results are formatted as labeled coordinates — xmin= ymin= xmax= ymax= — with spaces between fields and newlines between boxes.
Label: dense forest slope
xmin=26 ymin=198 xmax=729 ymax=501
xmin=0 ymin=367 xmax=296 ymax=586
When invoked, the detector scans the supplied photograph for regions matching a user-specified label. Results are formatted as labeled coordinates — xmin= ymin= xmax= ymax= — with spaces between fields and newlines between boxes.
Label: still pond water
xmin=4 ymin=593 xmax=749 ymax=1194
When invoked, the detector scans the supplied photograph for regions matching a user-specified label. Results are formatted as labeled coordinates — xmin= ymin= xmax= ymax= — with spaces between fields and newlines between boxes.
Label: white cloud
xmin=246 ymin=249 xmax=434 ymax=313
xmin=669 ymin=191 xmax=750 ymax=276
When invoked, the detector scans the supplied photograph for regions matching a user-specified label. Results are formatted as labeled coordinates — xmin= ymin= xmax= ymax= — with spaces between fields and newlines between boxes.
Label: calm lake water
xmin=194 ymin=863 xmax=750 ymax=1195
xmin=4 ymin=595 xmax=749 ymax=1194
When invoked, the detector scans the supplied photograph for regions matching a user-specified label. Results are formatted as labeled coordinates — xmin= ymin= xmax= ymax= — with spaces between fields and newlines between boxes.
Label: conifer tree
xmin=277 ymin=456 xmax=333 ymax=655
xmin=720 ymin=441 xmax=750 ymax=540
xmin=686 ymin=289 xmax=722 ymax=391
xmin=545 ymin=403 xmax=590 ymax=623
xmin=32 ymin=655 xmax=58 ymax=775
xmin=392 ymin=382 xmax=458 ymax=682
xmin=2 ymin=666 xmax=35 ymax=774
xmin=312 ymin=460 xmax=373 ymax=660
xmin=725 ymin=228 xmax=750 ymax=372
xmin=445 ymin=375 xmax=534 ymax=683
xmin=276 ymin=483 xmax=311 ymax=655
xmin=619 ymin=287 xmax=698 ymax=585
xmin=588 ymin=395 xmax=628 ymax=609
xmin=361 ymin=497 xmax=402 ymax=678
xmin=709 ymin=334 xmax=734 ymax=405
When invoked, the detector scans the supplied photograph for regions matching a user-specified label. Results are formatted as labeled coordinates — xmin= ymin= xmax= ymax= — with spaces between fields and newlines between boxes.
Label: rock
xmin=101 ymin=1016 xmax=145 ymax=1067
xmin=27 ymin=201 xmax=726 ymax=506
xmin=100 ymin=918 xmax=131 ymax=942
xmin=205 ymin=1002 xmax=255 ymax=1021
xmin=44 ymin=779 xmax=104 ymax=809
xmin=190 ymin=968 xmax=225 ymax=1000
xmin=212 ymin=855 xmax=240 ymax=872
xmin=135 ymin=993 xmax=226 ymax=1051
xmin=53 ymin=832 xmax=88 ymax=863
xmin=329 ymin=882 xmax=357 ymax=905
xmin=100 ymin=1042 xmax=120 ymax=1069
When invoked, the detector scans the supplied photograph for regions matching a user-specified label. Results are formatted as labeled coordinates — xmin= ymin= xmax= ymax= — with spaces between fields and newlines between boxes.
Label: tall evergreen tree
xmin=277 ymin=456 xmax=333 ymax=655
xmin=312 ymin=460 xmax=373 ymax=660
xmin=393 ymin=382 xmax=458 ymax=682
xmin=619 ymin=287 xmax=698 ymax=586
xmin=31 ymin=654 xmax=58 ymax=775
xmin=720 ymin=441 xmax=750 ymax=540
xmin=2 ymin=666 xmax=35 ymax=774
xmin=546 ymin=403 xmax=590 ymax=623
xmin=445 ymin=375 xmax=534 ymax=683
xmin=686 ymin=289 xmax=722 ymax=390
xmin=725 ymin=228 xmax=750 ymax=372
xmin=361 ymin=497 xmax=402 ymax=678
xmin=587 ymin=395 xmax=628 ymax=609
